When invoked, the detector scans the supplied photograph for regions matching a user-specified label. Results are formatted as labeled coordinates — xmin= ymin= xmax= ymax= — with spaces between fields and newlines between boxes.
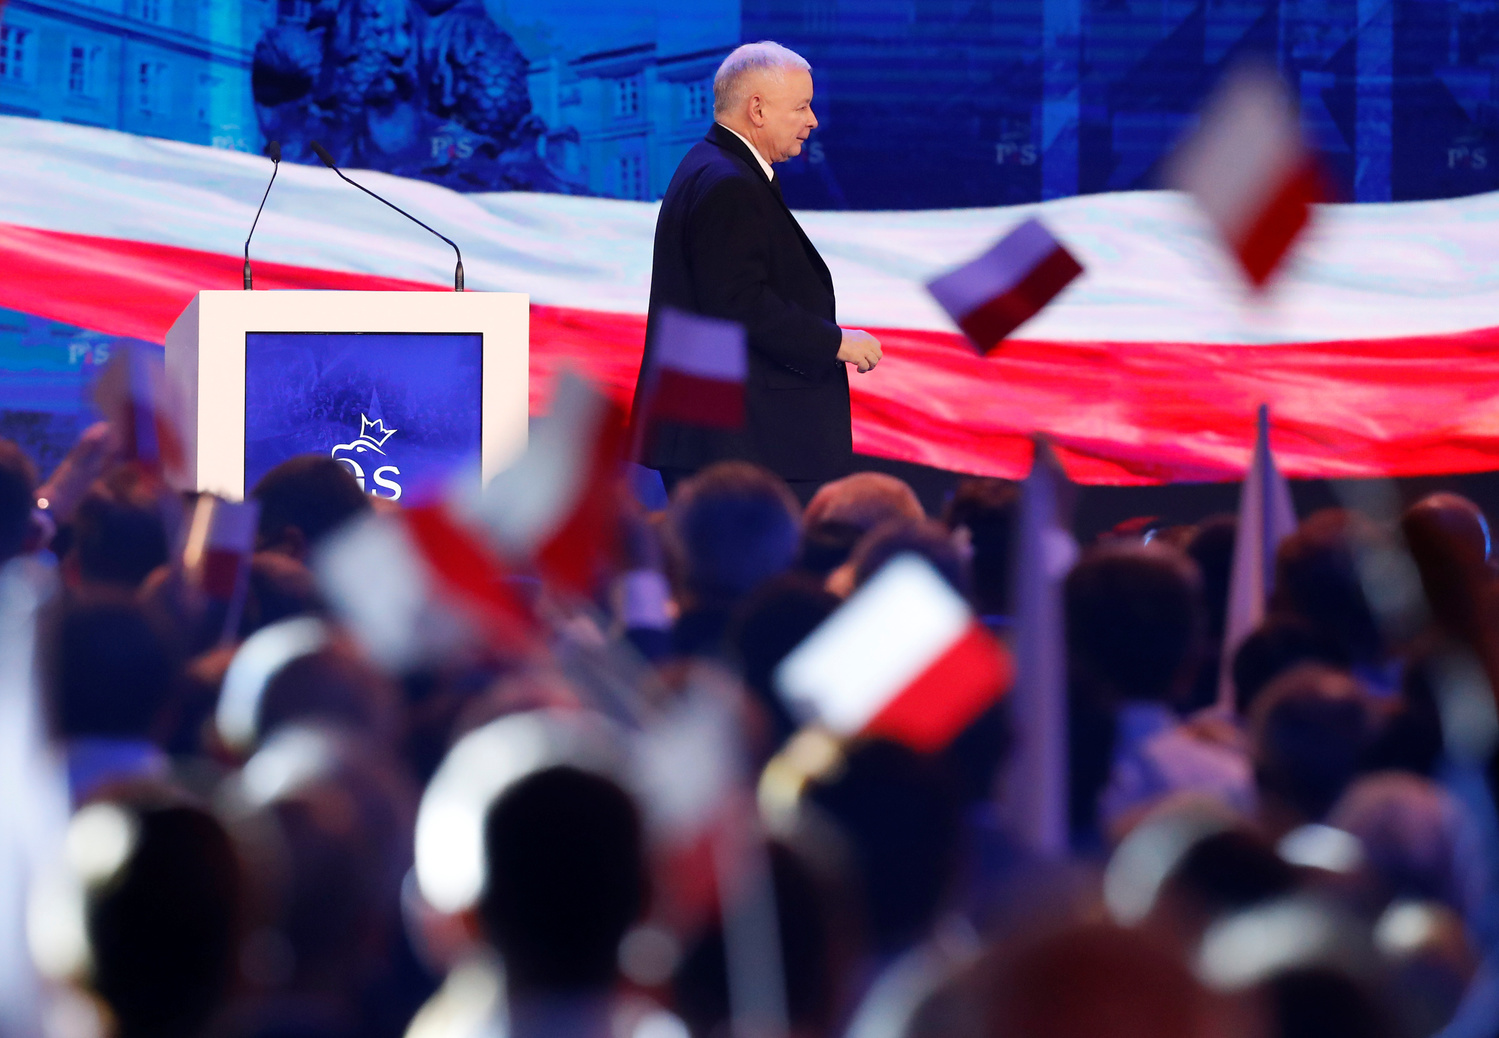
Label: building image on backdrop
xmin=3 ymin=0 xmax=1496 ymax=206
xmin=0 ymin=0 xmax=1498 ymax=471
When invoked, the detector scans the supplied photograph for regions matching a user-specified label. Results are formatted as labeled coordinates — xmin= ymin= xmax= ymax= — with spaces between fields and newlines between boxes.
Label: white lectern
xmin=165 ymin=291 xmax=528 ymax=500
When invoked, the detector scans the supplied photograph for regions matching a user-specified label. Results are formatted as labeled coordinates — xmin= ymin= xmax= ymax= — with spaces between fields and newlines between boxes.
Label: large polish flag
xmin=3 ymin=117 xmax=1499 ymax=485
xmin=775 ymin=553 xmax=1015 ymax=752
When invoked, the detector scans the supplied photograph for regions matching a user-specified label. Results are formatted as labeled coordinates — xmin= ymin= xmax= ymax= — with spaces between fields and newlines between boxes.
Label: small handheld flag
xmin=1166 ymin=64 xmax=1327 ymax=289
xmin=92 ymin=344 xmax=186 ymax=483
xmin=926 ymin=218 xmax=1083 ymax=354
xmin=480 ymin=373 xmax=627 ymax=597
xmin=181 ymin=494 xmax=259 ymax=643
xmin=316 ymin=502 xmax=536 ymax=673
xmin=643 ymin=307 xmax=748 ymax=430
xmin=775 ymin=553 xmax=1014 ymax=753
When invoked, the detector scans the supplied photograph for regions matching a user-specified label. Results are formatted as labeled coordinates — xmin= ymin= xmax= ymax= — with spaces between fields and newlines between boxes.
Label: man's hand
xmin=837 ymin=328 xmax=882 ymax=373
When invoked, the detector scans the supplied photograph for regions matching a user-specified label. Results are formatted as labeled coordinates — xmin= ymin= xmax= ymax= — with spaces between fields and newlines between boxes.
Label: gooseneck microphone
xmin=243 ymin=140 xmax=281 ymax=290
xmin=309 ymin=141 xmax=465 ymax=291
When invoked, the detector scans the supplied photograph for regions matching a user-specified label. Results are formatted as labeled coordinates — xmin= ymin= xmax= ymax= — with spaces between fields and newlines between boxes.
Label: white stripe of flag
xmin=774 ymin=553 xmax=1013 ymax=752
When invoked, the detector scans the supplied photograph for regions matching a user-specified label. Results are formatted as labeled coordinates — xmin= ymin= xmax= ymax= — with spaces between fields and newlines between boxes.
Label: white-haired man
xmin=631 ymin=41 xmax=881 ymax=504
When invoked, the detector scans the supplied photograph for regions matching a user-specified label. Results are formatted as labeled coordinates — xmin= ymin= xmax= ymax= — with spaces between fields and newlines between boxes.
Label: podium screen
xmin=244 ymin=331 xmax=483 ymax=501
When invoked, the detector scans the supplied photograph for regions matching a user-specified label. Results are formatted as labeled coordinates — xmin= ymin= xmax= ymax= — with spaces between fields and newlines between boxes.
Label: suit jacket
xmin=634 ymin=124 xmax=852 ymax=481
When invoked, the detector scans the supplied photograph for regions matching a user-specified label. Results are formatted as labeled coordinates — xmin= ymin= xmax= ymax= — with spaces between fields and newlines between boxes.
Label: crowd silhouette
xmin=5 ymin=412 xmax=1499 ymax=1038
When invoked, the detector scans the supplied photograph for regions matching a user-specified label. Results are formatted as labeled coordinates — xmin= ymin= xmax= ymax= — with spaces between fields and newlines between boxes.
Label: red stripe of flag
xmin=649 ymin=368 xmax=746 ymax=429
xmin=402 ymin=504 xmax=536 ymax=646
xmin=1235 ymin=161 xmax=1326 ymax=289
xmin=201 ymin=548 xmax=244 ymax=600
xmin=536 ymin=396 xmax=628 ymax=596
xmin=861 ymin=622 xmax=1015 ymax=753
xmin=958 ymin=246 xmax=1084 ymax=354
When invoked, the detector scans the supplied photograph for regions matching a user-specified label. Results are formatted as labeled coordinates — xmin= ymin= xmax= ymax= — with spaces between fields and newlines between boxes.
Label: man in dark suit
xmin=634 ymin=41 xmax=882 ymax=504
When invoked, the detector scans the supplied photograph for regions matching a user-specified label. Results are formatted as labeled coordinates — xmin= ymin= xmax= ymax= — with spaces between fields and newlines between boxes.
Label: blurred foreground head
xmin=139 ymin=549 xmax=321 ymax=658
xmin=847 ymin=518 xmax=970 ymax=598
xmin=44 ymin=592 xmax=178 ymax=744
xmin=1274 ymin=510 xmax=1386 ymax=668
xmin=1185 ymin=515 xmax=1237 ymax=645
xmin=730 ymin=573 xmax=840 ymax=750
xmin=804 ymin=472 xmax=923 ymax=532
xmin=224 ymin=727 xmax=419 ymax=1035
xmin=1401 ymin=492 xmax=1491 ymax=641
xmin=252 ymin=455 xmax=371 ymax=561
xmin=1329 ymin=771 xmax=1485 ymax=917
xmin=216 ymin=620 xmax=402 ymax=757
xmin=1065 ymin=543 xmax=1202 ymax=706
xmin=1105 ymin=799 xmax=1298 ymax=951
xmin=796 ymin=471 xmax=920 ymax=579
xmin=70 ymin=792 xmax=243 ymax=1038
xmin=480 ymin=765 xmax=646 ymax=994
xmin=1197 ymin=898 xmax=1393 ymax=1038
xmin=674 ymin=840 xmax=853 ymax=1038
xmin=982 ymin=921 xmax=1222 ymax=1038
xmin=1250 ymin=665 xmax=1372 ymax=832
xmin=943 ymin=477 xmax=1019 ymax=618
xmin=667 ymin=462 xmax=801 ymax=611
xmin=1231 ymin=616 xmax=1346 ymax=718
xmin=65 ymin=474 xmax=170 ymax=592
xmin=802 ymin=739 xmax=960 ymax=956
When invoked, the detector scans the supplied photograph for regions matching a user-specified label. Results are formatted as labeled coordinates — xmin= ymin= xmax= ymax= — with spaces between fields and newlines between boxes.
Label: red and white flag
xmin=775 ymin=553 xmax=1014 ymax=753
xmin=316 ymin=502 xmax=536 ymax=673
xmin=479 ymin=372 xmax=626 ymax=597
xmin=1166 ymin=64 xmax=1327 ymax=289
xmin=640 ymin=307 xmax=747 ymax=431
xmin=182 ymin=494 xmax=258 ymax=642
xmin=92 ymin=343 xmax=186 ymax=482
xmin=182 ymin=495 xmax=258 ymax=601
xmin=1217 ymin=404 xmax=1298 ymax=709
xmin=926 ymin=218 xmax=1084 ymax=354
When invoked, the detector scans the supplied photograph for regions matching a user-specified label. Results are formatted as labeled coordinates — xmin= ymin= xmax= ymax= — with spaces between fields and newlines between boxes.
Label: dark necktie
xmin=769 ymin=173 xmax=784 ymax=203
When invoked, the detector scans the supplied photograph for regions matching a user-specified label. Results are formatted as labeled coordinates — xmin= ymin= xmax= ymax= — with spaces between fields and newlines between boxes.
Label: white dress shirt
xmin=717 ymin=123 xmax=775 ymax=183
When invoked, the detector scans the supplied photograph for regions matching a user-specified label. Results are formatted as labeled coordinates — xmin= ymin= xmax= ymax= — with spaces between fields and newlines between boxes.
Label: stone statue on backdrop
xmin=251 ymin=0 xmax=577 ymax=192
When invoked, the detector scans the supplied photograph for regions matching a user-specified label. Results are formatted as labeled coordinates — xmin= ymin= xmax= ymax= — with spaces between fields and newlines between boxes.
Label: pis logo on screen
xmin=331 ymin=413 xmax=403 ymax=500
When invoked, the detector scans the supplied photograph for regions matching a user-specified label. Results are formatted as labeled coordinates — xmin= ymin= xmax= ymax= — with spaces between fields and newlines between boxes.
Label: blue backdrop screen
xmin=3 ymin=1 xmax=1493 ymax=210
xmin=243 ymin=331 xmax=483 ymax=500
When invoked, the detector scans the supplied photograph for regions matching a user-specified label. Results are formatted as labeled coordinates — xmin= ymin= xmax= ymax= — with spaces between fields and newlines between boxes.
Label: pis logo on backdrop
xmin=331 ymin=413 xmax=403 ymax=500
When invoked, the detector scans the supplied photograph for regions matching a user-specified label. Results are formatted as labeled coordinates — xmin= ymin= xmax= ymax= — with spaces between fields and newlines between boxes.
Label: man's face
xmin=754 ymin=68 xmax=817 ymax=163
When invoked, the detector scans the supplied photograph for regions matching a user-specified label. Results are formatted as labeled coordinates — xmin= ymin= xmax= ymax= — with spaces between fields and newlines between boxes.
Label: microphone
xmin=243 ymin=140 xmax=281 ymax=290
xmin=309 ymin=141 xmax=465 ymax=291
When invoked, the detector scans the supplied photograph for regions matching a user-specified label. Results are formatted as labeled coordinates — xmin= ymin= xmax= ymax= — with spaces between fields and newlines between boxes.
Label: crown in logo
xmin=359 ymin=414 xmax=397 ymax=449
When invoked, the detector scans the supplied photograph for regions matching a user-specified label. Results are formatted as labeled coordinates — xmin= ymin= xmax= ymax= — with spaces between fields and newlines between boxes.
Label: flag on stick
xmin=926 ymin=218 xmax=1083 ymax=354
xmin=1166 ymin=64 xmax=1327 ymax=289
xmin=181 ymin=494 xmax=259 ymax=643
xmin=92 ymin=344 xmax=186 ymax=482
xmin=317 ymin=502 xmax=536 ymax=673
xmin=1217 ymin=404 xmax=1298 ymax=710
xmin=480 ymin=373 xmax=627 ymax=597
xmin=1002 ymin=436 xmax=1077 ymax=857
xmin=775 ymin=553 xmax=1014 ymax=753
